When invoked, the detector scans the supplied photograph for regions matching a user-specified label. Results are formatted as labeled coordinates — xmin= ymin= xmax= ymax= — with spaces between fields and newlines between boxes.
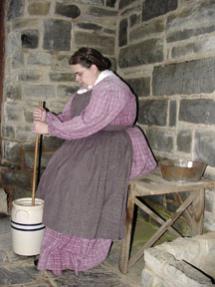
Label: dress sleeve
xmin=47 ymin=82 xmax=129 ymax=140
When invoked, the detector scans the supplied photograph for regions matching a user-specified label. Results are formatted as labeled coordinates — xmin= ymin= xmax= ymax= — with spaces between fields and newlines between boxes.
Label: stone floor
xmin=0 ymin=212 xmax=144 ymax=287
xmin=142 ymin=232 xmax=215 ymax=287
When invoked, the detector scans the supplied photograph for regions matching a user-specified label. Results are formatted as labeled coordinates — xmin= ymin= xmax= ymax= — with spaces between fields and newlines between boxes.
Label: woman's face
xmin=71 ymin=64 xmax=99 ymax=88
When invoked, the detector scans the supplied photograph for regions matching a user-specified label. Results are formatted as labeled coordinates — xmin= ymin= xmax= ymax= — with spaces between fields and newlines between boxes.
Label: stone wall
xmin=117 ymin=0 xmax=215 ymax=231
xmin=2 ymin=0 xmax=117 ymax=202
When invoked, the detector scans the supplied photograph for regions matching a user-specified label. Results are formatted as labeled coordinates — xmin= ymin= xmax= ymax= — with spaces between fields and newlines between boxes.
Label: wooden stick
xmin=32 ymin=135 xmax=40 ymax=206
xmin=32 ymin=101 xmax=44 ymax=206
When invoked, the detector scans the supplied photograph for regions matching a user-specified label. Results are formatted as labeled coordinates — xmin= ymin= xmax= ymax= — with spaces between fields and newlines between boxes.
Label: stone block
xmin=109 ymin=57 xmax=116 ymax=71
xmin=138 ymin=100 xmax=167 ymax=126
xmin=5 ymin=103 xmax=23 ymax=122
xmin=126 ymin=77 xmax=150 ymax=97
xmin=55 ymin=3 xmax=81 ymax=18
xmin=204 ymin=211 xmax=215 ymax=232
xmin=119 ymin=38 xmax=163 ymax=68
xmin=179 ymin=99 xmax=215 ymax=125
xmin=104 ymin=28 xmax=115 ymax=34
xmin=18 ymin=70 xmax=41 ymax=81
xmin=6 ymin=32 xmax=21 ymax=55
xmin=146 ymin=128 xmax=173 ymax=152
xmin=167 ymin=0 xmax=215 ymax=42
xmin=21 ymin=30 xmax=39 ymax=49
xmin=153 ymin=58 xmax=215 ymax=96
xmin=16 ymin=125 xmax=35 ymax=142
xmin=88 ymin=6 xmax=117 ymax=16
xmin=171 ymin=43 xmax=196 ymax=58
xmin=23 ymin=84 xmax=55 ymax=100
xmin=6 ymin=31 xmax=24 ymax=67
xmin=12 ymin=51 xmax=24 ymax=68
xmin=51 ymin=54 xmax=71 ymax=69
xmin=2 ymin=141 xmax=21 ymax=165
xmin=49 ymin=72 xmax=74 ymax=82
xmin=142 ymin=239 xmax=214 ymax=287
xmin=195 ymin=131 xmax=215 ymax=167
xmin=12 ymin=19 xmax=39 ymax=30
xmin=130 ymin=19 xmax=164 ymax=42
xmin=169 ymin=100 xmax=176 ymax=127
xmin=119 ymin=18 xmax=128 ymax=47
xmin=106 ymin=0 xmax=117 ymax=7
xmin=172 ymin=36 xmax=215 ymax=58
xmin=205 ymin=190 xmax=215 ymax=213
xmin=177 ymin=130 xmax=192 ymax=153
xmin=120 ymin=2 xmax=142 ymax=18
xmin=142 ymin=0 xmax=177 ymax=21
xmin=171 ymin=42 xmax=198 ymax=58
xmin=129 ymin=13 xmax=141 ymax=27
xmin=2 ymin=126 xmax=15 ymax=139
xmin=75 ymin=32 xmax=115 ymax=54
xmin=5 ymin=85 xmax=22 ymax=100
xmin=7 ymin=0 xmax=24 ymax=20
xmin=27 ymin=52 xmax=52 ymax=65
xmin=168 ymin=27 xmax=215 ymax=43
xmin=119 ymin=0 xmax=134 ymax=9
xmin=28 ymin=1 xmax=50 ymax=15
xmin=24 ymin=108 xmax=33 ymax=123
xmin=78 ymin=0 xmax=104 ymax=5
xmin=43 ymin=20 xmax=71 ymax=51
xmin=76 ymin=22 xmax=102 ymax=31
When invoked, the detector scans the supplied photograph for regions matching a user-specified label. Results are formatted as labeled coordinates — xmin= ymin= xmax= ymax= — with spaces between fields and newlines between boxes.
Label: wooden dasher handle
xmin=32 ymin=101 xmax=44 ymax=206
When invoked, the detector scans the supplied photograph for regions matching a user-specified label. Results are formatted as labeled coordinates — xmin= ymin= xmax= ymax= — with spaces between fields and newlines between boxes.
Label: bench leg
xmin=119 ymin=186 xmax=135 ymax=274
xmin=190 ymin=188 xmax=205 ymax=235
xmin=129 ymin=192 xmax=195 ymax=267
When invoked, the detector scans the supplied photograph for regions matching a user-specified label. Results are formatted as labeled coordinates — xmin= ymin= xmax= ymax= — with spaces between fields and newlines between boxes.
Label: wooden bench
xmin=119 ymin=169 xmax=215 ymax=274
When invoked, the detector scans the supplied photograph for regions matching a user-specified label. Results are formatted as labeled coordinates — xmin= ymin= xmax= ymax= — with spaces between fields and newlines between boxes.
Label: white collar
xmin=94 ymin=70 xmax=114 ymax=86
xmin=77 ymin=70 xmax=114 ymax=94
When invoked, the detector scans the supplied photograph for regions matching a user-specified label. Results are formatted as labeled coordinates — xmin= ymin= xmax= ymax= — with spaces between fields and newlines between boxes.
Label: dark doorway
xmin=0 ymin=0 xmax=5 ymax=161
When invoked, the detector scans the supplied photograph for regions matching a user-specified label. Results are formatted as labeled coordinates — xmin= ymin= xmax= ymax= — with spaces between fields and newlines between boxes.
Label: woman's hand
xmin=33 ymin=107 xmax=46 ymax=122
xmin=34 ymin=121 xmax=49 ymax=135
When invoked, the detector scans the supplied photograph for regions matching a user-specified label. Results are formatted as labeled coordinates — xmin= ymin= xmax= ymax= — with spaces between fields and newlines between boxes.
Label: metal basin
xmin=159 ymin=159 xmax=207 ymax=182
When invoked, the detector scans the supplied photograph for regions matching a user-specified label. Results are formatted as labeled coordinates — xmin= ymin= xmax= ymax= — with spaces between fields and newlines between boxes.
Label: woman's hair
xmin=69 ymin=47 xmax=111 ymax=71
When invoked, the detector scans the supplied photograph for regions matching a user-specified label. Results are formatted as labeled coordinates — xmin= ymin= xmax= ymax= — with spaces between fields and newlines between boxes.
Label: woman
xmin=33 ymin=47 xmax=156 ymax=275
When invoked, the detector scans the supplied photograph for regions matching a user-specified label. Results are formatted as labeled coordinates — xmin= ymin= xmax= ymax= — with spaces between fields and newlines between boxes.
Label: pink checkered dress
xmin=37 ymin=71 xmax=156 ymax=275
